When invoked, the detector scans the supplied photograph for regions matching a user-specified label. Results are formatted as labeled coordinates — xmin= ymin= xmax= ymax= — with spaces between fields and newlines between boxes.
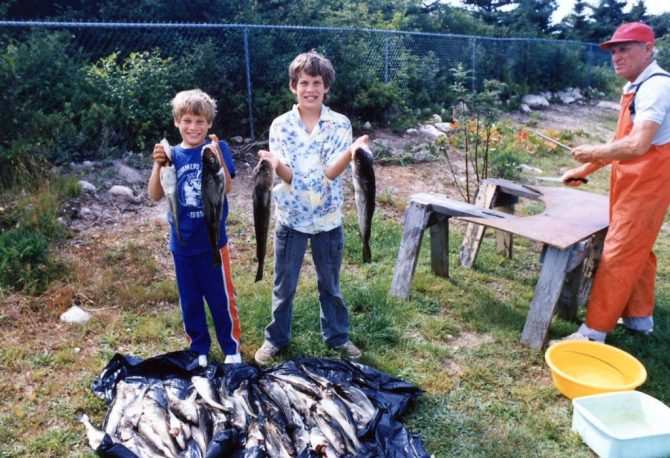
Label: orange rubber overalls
xmin=585 ymin=91 xmax=670 ymax=332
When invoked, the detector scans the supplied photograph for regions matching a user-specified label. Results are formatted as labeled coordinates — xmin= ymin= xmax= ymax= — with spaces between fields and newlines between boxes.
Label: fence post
xmin=384 ymin=34 xmax=390 ymax=84
xmin=586 ymin=43 xmax=593 ymax=88
xmin=470 ymin=37 xmax=476 ymax=91
xmin=243 ymin=27 xmax=255 ymax=141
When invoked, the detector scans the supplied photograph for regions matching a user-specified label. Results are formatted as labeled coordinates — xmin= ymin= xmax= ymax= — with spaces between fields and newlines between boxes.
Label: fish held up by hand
xmin=352 ymin=138 xmax=376 ymax=263
xmin=159 ymin=139 xmax=182 ymax=245
xmin=201 ymin=141 xmax=226 ymax=266
xmin=252 ymin=158 xmax=274 ymax=282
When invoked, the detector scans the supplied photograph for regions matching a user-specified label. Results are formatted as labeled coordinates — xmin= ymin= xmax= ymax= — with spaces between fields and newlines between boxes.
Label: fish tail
xmin=212 ymin=249 xmax=222 ymax=266
xmin=362 ymin=243 xmax=372 ymax=263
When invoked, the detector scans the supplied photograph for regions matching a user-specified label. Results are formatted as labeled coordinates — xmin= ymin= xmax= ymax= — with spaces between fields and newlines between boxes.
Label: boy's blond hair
xmin=171 ymin=89 xmax=217 ymax=123
xmin=288 ymin=51 xmax=335 ymax=89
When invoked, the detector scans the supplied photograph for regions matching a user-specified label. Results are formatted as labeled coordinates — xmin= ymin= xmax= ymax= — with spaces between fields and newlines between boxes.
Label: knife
xmin=526 ymin=128 xmax=573 ymax=153
xmin=537 ymin=176 xmax=588 ymax=184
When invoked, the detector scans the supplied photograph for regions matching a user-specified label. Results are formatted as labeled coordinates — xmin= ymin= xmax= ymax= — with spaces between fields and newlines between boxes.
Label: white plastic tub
xmin=572 ymin=391 xmax=670 ymax=458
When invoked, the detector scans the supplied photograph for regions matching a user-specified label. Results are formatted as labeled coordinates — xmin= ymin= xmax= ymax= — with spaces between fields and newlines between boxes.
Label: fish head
xmin=354 ymin=146 xmax=373 ymax=168
xmin=253 ymin=159 xmax=275 ymax=186
xmin=201 ymin=144 xmax=221 ymax=173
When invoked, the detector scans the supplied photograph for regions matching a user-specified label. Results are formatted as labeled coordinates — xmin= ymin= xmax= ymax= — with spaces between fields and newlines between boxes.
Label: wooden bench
xmin=389 ymin=179 xmax=609 ymax=349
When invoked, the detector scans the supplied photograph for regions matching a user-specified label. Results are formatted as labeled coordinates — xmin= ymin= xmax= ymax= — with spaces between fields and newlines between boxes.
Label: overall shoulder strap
xmin=630 ymin=72 xmax=670 ymax=115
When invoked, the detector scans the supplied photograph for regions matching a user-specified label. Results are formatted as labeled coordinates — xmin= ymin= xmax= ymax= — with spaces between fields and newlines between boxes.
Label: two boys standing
xmin=148 ymin=51 xmax=367 ymax=366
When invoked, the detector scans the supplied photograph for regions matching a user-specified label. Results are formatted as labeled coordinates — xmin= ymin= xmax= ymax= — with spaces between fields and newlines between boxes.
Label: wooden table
xmin=389 ymin=179 xmax=609 ymax=349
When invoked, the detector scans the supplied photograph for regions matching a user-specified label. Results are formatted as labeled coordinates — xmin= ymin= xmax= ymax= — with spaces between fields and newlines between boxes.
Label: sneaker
xmin=337 ymin=340 xmax=362 ymax=359
xmin=198 ymin=354 xmax=208 ymax=367
xmin=254 ymin=341 xmax=280 ymax=365
xmin=224 ymin=353 xmax=242 ymax=364
xmin=548 ymin=332 xmax=592 ymax=347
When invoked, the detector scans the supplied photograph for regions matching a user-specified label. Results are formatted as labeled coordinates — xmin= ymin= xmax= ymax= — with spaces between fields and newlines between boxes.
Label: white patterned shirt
xmin=269 ymin=104 xmax=352 ymax=233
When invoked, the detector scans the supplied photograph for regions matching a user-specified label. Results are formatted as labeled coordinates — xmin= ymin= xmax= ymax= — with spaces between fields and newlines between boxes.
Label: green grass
xmin=2 ymin=131 xmax=670 ymax=457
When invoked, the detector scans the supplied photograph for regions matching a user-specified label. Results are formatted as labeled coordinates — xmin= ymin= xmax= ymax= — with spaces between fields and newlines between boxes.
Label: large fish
xmin=191 ymin=375 xmax=233 ymax=412
xmin=79 ymin=414 xmax=107 ymax=451
xmin=136 ymin=396 xmax=180 ymax=458
xmin=201 ymin=142 xmax=227 ymax=266
xmin=159 ymin=139 xmax=182 ymax=245
xmin=252 ymin=158 xmax=274 ymax=282
xmin=352 ymin=144 xmax=375 ymax=263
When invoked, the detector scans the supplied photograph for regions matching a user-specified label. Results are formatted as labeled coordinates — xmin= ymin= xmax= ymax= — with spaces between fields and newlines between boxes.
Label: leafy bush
xmin=82 ymin=50 xmax=179 ymax=154
xmin=490 ymin=148 xmax=522 ymax=180
xmin=0 ymin=173 xmax=78 ymax=295
xmin=0 ymin=227 xmax=62 ymax=295
xmin=0 ymin=31 xmax=86 ymax=167
xmin=589 ymin=65 xmax=621 ymax=100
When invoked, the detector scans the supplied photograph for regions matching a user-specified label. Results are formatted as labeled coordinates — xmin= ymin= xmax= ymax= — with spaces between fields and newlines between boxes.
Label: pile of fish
xmin=83 ymin=352 xmax=429 ymax=457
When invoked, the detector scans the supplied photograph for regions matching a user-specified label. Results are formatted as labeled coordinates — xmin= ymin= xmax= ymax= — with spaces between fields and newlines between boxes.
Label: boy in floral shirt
xmin=255 ymin=51 xmax=368 ymax=364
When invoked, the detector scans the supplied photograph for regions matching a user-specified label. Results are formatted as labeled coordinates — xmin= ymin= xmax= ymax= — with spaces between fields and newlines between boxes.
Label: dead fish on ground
xmin=159 ymin=139 xmax=182 ymax=245
xmin=164 ymin=381 xmax=199 ymax=425
xmin=136 ymin=396 xmax=180 ymax=458
xmin=104 ymin=380 xmax=146 ymax=436
xmin=352 ymin=142 xmax=376 ymax=263
xmin=201 ymin=141 xmax=227 ymax=266
xmin=79 ymin=413 xmax=108 ymax=451
xmin=252 ymin=158 xmax=274 ymax=281
xmin=191 ymin=375 xmax=234 ymax=412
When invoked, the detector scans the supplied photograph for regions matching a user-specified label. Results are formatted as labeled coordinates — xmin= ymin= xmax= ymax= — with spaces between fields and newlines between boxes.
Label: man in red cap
xmin=553 ymin=22 xmax=670 ymax=344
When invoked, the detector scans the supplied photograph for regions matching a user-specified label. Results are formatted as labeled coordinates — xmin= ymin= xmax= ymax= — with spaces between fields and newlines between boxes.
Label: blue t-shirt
xmin=168 ymin=139 xmax=236 ymax=255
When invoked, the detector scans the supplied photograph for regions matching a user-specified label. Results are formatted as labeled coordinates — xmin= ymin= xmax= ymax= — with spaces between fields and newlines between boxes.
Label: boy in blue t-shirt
xmin=148 ymin=89 xmax=241 ymax=367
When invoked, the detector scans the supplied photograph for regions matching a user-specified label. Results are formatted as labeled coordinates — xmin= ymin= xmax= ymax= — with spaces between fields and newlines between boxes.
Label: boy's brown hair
xmin=288 ymin=50 xmax=335 ymax=89
xmin=171 ymin=89 xmax=217 ymax=123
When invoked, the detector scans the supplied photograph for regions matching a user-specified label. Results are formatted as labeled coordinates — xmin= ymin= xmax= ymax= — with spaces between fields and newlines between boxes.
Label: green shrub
xmin=82 ymin=50 xmax=179 ymax=154
xmin=0 ymin=227 xmax=61 ymax=294
xmin=490 ymin=148 xmax=522 ymax=180
xmin=590 ymin=65 xmax=621 ymax=99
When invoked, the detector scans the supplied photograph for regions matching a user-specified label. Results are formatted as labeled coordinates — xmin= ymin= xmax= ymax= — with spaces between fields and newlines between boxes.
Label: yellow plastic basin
xmin=545 ymin=340 xmax=647 ymax=399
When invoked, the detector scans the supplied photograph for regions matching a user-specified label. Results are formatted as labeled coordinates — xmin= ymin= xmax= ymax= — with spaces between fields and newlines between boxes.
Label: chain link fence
xmin=0 ymin=21 xmax=611 ymax=142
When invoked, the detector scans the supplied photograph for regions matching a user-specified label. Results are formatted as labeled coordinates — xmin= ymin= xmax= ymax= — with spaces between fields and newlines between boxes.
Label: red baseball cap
xmin=600 ymin=22 xmax=655 ymax=49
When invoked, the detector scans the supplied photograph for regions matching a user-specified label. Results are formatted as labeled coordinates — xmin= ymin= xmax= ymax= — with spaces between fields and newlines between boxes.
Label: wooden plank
xmin=430 ymin=219 xmax=449 ymax=278
xmin=495 ymin=204 xmax=514 ymax=258
xmin=459 ymin=184 xmax=498 ymax=268
xmin=482 ymin=178 xmax=543 ymax=201
xmin=389 ymin=200 xmax=432 ymax=299
xmin=521 ymin=246 xmax=572 ymax=349
xmin=459 ymin=185 xmax=609 ymax=249
xmin=577 ymin=228 xmax=607 ymax=306
xmin=556 ymin=240 xmax=591 ymax=320
xmin=410 ymin=192 xmax=508 ymax=219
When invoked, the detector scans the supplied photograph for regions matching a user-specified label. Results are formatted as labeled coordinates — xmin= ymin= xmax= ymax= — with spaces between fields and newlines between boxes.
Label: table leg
xmin=459 ymin=183 xmax=498 ymax=268
xmin=430 ymin=219 xmax=449 ymax=278
xmin=389 ymin=200 xmax=432 ymax=299
xmin=521 ymin=245 xmax=571 ymax=349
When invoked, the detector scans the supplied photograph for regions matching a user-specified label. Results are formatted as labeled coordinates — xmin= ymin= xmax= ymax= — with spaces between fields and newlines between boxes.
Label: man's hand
xmin=571 ymin=144 xmax=600 ymax=163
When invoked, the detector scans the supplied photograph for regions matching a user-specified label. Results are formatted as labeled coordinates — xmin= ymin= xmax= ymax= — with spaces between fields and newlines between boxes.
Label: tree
xmin=626 ymin=0 xmax=647 ymax=23
xmin=503 ymin=0 xmax=558 ymax=36
xmin=587 ymin=0 xmax=627 ymax=43
xmin=557 ymin=0 xmax=592 ymax=41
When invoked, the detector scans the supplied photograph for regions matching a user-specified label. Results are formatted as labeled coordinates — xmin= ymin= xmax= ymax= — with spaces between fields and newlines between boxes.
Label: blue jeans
xmin=264 ymin=224 xmax=349 ymax=348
